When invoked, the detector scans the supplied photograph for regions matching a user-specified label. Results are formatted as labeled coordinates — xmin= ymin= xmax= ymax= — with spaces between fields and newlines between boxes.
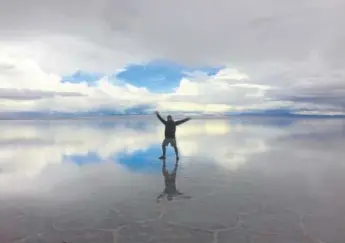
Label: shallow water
xmin=0 ymin=117 xmax=345 ymax=243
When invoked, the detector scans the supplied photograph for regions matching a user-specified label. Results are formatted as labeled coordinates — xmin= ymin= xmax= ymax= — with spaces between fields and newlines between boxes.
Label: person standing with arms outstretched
xmin=155 ymin=111 xmax=191 ymax=160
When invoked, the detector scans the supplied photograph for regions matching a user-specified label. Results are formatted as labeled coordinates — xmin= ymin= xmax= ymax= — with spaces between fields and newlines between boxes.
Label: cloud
xmin=263 ymin=55 xmax=345 ymax=111
xmin=0 ymin=0 xmax=344 ymax=114
xmin=0 ymin=50 xmax=267 ymax=113
xmin=0 ymin=51 xmax=343 ymax=114
xmin=0 ymin=88 xmax=84 ymax=101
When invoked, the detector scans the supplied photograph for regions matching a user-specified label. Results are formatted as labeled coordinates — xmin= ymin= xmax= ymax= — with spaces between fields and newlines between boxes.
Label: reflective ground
xmin=0 ymin=117 xmax=345 ymax=243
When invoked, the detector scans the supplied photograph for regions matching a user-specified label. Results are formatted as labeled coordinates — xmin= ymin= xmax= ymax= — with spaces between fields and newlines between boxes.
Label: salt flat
xmin=0 ymin=117 xmax=344 ymax=243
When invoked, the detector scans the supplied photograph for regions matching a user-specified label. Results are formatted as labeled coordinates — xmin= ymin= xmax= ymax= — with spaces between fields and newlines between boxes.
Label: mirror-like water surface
xmin=0 ymin=117 xmax=345 ymax=243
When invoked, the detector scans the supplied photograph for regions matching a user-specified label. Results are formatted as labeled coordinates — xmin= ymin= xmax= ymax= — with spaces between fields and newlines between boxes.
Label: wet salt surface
xmin=0 ymin=117 xmax=345 ymax=243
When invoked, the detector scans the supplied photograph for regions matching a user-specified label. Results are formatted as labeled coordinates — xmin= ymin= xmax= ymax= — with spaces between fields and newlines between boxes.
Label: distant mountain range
xmin=0 ymin=108 xmax=344 ymax=119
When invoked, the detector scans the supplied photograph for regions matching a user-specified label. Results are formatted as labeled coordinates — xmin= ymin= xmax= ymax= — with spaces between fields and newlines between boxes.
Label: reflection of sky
xmin=1 ymin=117 xmax=344 ymax=195
xmin=65 ymin=143 xmax=186 ymax=173
xmin=116 ymin=145 xmax=168 ymax=173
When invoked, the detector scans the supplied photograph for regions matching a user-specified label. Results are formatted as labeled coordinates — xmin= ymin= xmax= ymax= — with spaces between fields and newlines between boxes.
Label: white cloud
xmin=0 ymin=52 xmax=344 ymax=113
xmin=0 ymin=51 xmax=274 ymax=113
xmin=0 ymin=0 xmax=344 ymax=113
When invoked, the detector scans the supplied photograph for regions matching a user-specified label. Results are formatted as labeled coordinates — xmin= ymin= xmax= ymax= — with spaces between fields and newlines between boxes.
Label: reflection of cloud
xmin=0 ymin=120 xmax=158 ymax=178
xmin=177 ymin=120 xmax=282 ymax=170
xmin=0 ymin=118 xmax=286 ymax=191
xmin=272 ymin=119 xmax=345 ymax=160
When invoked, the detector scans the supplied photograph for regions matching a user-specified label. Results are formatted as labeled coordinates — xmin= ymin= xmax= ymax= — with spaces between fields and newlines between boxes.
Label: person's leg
xmin=173 ymin=146 xmax=179 ymax=159
xmin=171 ymin=139 xmax=179 ymax=159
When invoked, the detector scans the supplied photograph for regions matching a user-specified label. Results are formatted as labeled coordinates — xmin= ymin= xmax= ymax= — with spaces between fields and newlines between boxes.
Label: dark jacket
xmin=156 ymin=114 xmax=190 ymax=139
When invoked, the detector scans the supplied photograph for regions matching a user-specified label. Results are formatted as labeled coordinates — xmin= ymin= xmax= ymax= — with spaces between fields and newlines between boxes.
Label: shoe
xmin=159 ymin=156 xmax=166 ymax=160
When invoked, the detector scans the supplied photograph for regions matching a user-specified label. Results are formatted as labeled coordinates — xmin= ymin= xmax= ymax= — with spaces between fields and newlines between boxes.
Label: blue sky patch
xmin=61 ymin=70 xmax=104 ymax=86
xmin=115 ymin=60 xmax=222 ymax=92
xmin=60 ymin=61 xmax=222 ymax=92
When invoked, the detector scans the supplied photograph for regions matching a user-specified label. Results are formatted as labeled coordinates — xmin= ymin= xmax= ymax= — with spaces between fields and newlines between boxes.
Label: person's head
xmin=167 ymin=115 xmax=173 ymax=121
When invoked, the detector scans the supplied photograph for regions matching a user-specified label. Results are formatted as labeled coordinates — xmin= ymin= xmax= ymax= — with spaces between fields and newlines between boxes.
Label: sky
xmin=0 ymin=0 xmax=345 ymax=115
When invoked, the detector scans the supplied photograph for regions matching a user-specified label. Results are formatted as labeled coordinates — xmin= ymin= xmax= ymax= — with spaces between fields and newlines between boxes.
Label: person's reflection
xmin=156 ymin=158 xmax=191 ymax=202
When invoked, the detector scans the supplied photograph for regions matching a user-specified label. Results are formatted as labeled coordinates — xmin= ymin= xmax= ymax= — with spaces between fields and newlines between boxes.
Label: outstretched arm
xmin=155 ymin=111 xmax=166 ymax=125
xmin=175 ymin=117 xmax=191 ymax=126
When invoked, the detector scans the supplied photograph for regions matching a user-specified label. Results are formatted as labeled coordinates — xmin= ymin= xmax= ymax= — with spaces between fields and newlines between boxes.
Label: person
xmin=156 ymin=158 xmax=191 ymax=202
xmin=155 ymin=111 xmax=191 ymax=160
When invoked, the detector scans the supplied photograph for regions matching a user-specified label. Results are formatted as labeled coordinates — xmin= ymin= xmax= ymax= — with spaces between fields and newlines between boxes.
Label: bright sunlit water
xmin=0 ymin=117 xmax=345 ymax=243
